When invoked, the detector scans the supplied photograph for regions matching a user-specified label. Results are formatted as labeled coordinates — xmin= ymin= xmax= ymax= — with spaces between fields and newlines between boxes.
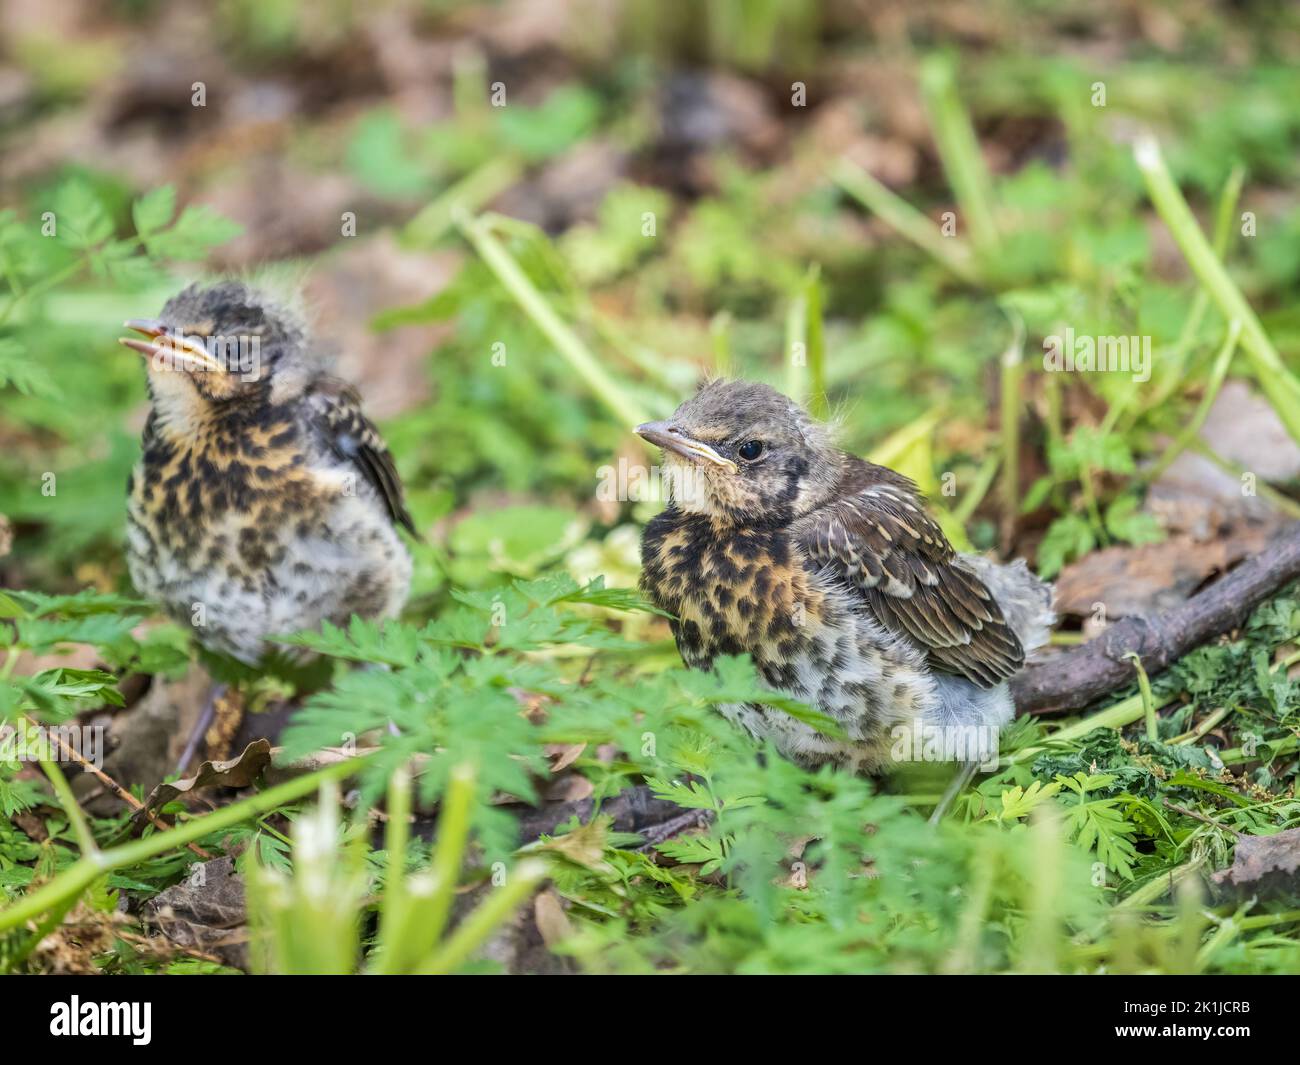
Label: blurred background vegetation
xmin=3 ymin=0 xmax=1300 ymax=600
xmin=3 ymin=0 xmax=1300 ymax=975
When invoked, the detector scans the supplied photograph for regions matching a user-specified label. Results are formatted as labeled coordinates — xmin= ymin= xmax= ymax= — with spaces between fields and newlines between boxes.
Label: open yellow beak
xmin=635 ymin=421 xmax=737 ymax=472
xmin=119 ymin=319 xmax=226 ymax=374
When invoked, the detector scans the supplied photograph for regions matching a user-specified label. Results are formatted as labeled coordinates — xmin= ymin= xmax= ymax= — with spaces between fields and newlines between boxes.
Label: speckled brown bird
xmin=121 ymin=281 xmax=414 ymax=665
xmin=637 ymin=379 xmax=1053 ymax=781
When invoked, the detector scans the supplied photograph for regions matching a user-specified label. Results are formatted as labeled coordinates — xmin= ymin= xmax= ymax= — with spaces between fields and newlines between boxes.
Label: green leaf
xmin=513 ymin=573 xmax=671 ymax=617
xmin=1051 ymin=427 xmax=1136 ymax=478
xmin=52 ymin=180 xmax=112 ymax=250
xmin=1103 ymin=494 xmax=1165 ymax=546
xmin=3 ymin=589 xmax=149 ymax=619
xmin=1252 ymin=648 xmax=1296 ymax=719
xmin=346 ymin=110 xmax=434 ymax=199
xmin=144 ymin=205 xmax=242 ymax=261
xmin=989 ymin=779 xmax=1062 ymax=822
xmin=27 ymin=667 xmax=124 ymax=707
xmin=276 ymin=617 xmax=423 ymax=669
xmin=132 ymin=186 xmax=176 ymax=236
xmin=646 ymin=776 xmax=717 ymax=811
xmin=654 ymin=834 xmax=726 ymax=875
xmin=94 ymin=239 xmax=158 ymax=287
xmin=0 ymin=338 xmax=59 ymax=399
xmin=1054 ymin=773 xmax=1139 ymax=880
xmin=1036 ymin=513 xmax=1095 ymax=579
xmin=1020 ymin=474 xmax=1054 ymax=514
xmin=15 ymin=614 xmax=142 ymax=653
xmin=496 ymin=86 xmax=601 ymax=162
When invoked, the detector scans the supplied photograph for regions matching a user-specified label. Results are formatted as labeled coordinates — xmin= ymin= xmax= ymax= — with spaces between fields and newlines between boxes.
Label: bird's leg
xmin=928 ymin=760 xmax=981 ymax=824
xmin=175 ymin=681 xmax=226 ymax=775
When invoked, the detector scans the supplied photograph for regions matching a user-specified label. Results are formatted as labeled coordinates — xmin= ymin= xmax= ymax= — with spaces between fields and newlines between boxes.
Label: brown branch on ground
xmin=1011 ymin=522 xmax=1300 ymax=716
xmin=22 ymin=715 xmax=213 ymax=859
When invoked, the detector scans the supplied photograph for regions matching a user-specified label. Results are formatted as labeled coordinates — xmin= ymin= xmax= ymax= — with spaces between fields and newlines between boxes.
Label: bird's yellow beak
xmin=635 ymin=421 xmax=737 ymax=472
xmin=118 ymin=319 xmax=227 ymax=374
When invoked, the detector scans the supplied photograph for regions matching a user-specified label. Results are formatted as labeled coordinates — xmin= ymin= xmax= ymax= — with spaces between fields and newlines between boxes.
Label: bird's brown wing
xmin=306 ymin=378 xmax=416 ymax=537
xmin=795 ymin=458 xmax=1022 ymax=688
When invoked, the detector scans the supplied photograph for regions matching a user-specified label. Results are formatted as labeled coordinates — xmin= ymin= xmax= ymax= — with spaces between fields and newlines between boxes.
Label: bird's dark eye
xmin=737 ymin=440 xmax=765 ymax=461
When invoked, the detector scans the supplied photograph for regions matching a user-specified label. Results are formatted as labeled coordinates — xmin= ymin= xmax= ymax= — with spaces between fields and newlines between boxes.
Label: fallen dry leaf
xmin=1199 ymin=381 xmax=1300 ymax=482
xmin=133 ymin=738 xmax=272 ymax=822
xmin=533 ymin=889 xmax=575 ymax=949
xmin=267 ymin=744 xmax=380 ymax=776
xmin=542 ymin=773 xmax=594 ymax=803
xmin=1145 ymin=382 xmax=1300 ymax=538
xmin=547 ymin=742 xmax=587 ymax=773
xmin=1054 ymin=529 xmax=1275 ymax=620
xmin=32 ymin=904 xmax=136 ymax=975
xmin=143 ymin=855 xmax=249 ymax=970
xmin=1212 ymin=827 xmax=1300 ymax=896
xmin=536 ymin=815 xmax=614 ymax=873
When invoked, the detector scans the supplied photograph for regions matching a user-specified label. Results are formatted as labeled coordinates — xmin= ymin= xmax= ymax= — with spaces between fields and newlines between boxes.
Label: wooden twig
xmin=1012 ymin=522 xmax=1300 ymax=716
xmin=22 ymin=716 xmax=212 ymax=860
xmin=1164 ymin=801 xmax=1245 ymax=838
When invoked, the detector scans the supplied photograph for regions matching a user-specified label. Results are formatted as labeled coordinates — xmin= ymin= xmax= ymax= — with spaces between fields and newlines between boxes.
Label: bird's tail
xmin=924 ymin=557 xmax=1054 ymax=822
xmin=957 ymin=554 xmax=1056 ymax=654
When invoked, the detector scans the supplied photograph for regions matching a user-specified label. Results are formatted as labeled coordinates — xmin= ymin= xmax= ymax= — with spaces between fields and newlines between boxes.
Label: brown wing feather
xmin=308 ymin=378 xmax=417 ymax=537
xmin=796 ymin=457 xmax=1023 ymax=688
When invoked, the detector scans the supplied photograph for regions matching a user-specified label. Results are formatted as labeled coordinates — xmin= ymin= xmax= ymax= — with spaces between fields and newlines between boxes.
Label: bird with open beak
xmin=636 ymin=379 xmax=1054 ymax=813
xmin=121 ymin=280 xmax=414 ymax=668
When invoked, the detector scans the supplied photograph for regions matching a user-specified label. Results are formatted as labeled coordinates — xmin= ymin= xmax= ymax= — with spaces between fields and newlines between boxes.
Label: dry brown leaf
xmin=533 ymin=889 xmax=575 ymax=949
xmin=547 ymin=742 xmax=587 ymax=773
xmin=1054 ymin=529 xmax=1275 ymax=620
xmin=538 ymin=815 xmax=614 ymax=873
xmin=31 ymin=904 xmax=135 ymax=975
xmin=543 ymin=773 xmax=594 ymax=803
xmin=265 ymin=744 xmax=381 ymax=777
xmin=1145 ymin=382 xmax=1300 ymax=538
xmin=13 ymin=809 xmax=48 ymax=842
xmin=143 ymin=855 xmax=249 ymax=970
xmin=133 ymin=738 xmax=271 ymax=822
xmin=1212 ymin=828 xmax=1300 ymax=895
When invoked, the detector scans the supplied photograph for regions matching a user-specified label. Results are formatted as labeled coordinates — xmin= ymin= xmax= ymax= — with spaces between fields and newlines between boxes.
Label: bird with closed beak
xmin=636 ymin=379 xmax=1053 ymax=810
xmin=121 ymin=280 xmax=414 ymax=666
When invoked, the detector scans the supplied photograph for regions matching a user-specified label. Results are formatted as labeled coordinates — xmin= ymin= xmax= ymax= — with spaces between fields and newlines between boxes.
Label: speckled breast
xmin=126 ymin=415 xmax=409 ymax=663
xmin=640 ymin=509 xmax=939 ymax=768
xmin=640 ymin=512 xmax=827 ymax=673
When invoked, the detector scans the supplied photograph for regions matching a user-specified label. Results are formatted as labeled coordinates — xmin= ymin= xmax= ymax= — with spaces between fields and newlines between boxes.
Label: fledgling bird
xmin=121 ymin=280 xmax=414 ymax=666
xmin=637 ymin=379 xmax=1053 ymax=792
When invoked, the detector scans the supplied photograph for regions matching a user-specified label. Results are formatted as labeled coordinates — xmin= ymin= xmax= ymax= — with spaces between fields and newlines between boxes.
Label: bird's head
xmin=120 ymin=281 xmax=306 ymax=405
xmin=636 ymin=379 xmax=842 ymax=525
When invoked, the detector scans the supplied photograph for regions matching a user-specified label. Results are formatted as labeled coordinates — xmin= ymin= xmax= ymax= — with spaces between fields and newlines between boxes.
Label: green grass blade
xmin=456 ymin=212 xmax=650 ymax=428
xmin=919 ymin=53 xmax=1001 ymax=257
xmin=1135 ymin=137 xmax=1300 ymax=446
xmin=832 ymin=158 xmax=979 ymax=283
